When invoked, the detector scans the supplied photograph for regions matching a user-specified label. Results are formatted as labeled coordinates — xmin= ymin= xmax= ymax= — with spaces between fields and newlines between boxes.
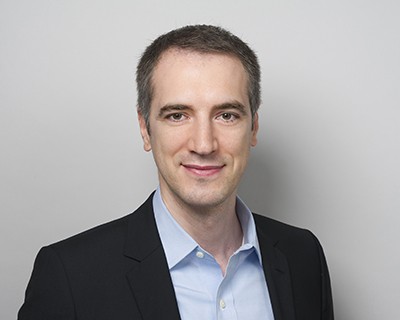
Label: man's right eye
xmin=167 ymin=113 xmax=186 ymax=121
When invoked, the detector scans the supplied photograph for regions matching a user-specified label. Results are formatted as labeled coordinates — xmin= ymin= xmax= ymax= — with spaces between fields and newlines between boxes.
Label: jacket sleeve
xmin=18 ymin=246 xmax=76 ymax=320
xmin=312 ymin=234 xmax=334 ymax=320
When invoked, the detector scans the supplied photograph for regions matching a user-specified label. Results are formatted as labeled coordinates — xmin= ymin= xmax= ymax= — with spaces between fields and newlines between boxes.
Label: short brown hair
xmin=136 ymin=25 xmax=261 ymax=130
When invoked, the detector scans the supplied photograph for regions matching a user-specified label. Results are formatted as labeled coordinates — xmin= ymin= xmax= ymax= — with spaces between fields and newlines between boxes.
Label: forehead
xmin=150 ymin=49 xmax=249 ymax=107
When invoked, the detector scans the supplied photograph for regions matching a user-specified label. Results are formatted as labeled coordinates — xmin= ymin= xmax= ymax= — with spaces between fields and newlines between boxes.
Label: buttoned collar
xmin=153 ymin=187 xmax=263 ymax=269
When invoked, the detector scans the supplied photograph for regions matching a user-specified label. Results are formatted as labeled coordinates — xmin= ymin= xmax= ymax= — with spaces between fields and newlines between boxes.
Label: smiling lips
xmin=182 ymin=164 xmax=225 ymax=177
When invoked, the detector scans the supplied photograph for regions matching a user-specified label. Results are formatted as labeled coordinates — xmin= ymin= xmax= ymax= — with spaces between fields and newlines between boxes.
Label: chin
xmin=179 ymin=188 xmax=234 ymax=209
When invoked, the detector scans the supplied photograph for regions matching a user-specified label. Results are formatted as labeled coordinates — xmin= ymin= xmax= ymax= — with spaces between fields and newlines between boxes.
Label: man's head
xmin=136 ymin=24 xmax=261 ymax=131
xmin=136 ymin=25 xmax=261 ymax=211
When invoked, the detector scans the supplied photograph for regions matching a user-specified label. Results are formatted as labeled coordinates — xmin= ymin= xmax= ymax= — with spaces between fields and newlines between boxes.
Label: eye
xmin=218 ymin=112 xmax=238 ymax=122
xmin=167 ymin=113 xmax=186 ymax=121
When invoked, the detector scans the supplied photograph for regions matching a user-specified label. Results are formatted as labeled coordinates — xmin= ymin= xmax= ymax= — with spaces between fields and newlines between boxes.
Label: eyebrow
xmin=157 ymin=104 xmax=193 ymax=118
xmin=213 ymin=101 xmax=248 ymax=115
xmin=157 ymin=101 xmax=249 ymax=118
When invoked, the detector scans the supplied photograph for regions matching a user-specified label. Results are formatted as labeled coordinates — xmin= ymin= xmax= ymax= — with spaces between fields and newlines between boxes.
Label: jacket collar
xmin=123 ymin=192 xmax=182 ymax=320
xmin=255 ymin=214 xmax=296 ymax=320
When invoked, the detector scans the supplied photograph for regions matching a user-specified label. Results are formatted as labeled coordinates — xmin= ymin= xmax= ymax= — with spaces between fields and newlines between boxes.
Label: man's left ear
xmin=138 ymin=111 xmax=152 ymax=152
xmin=251 ymin=112 xmax=259 ymax=147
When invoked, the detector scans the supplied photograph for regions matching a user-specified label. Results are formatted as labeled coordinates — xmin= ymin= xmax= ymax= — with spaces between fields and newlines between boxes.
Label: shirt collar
xmin=153 ymin=187 xmax=263 ymax=269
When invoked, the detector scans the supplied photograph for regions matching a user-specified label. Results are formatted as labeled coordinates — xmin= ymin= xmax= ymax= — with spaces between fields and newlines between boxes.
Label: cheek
xmin=219 ymin=129 xmax=253 ymax=155
xmin=151 ymin=127 xmax=186 ymax=156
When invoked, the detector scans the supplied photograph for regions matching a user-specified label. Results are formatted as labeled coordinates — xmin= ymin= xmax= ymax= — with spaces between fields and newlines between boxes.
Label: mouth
xmin=181 ymin=164 xmax=225 ymax=177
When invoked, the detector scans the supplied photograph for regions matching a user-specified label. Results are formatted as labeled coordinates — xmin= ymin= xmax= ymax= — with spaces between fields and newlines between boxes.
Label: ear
xmin=251 ymin=112 xmax=259 ymax=147
xmin=138 ymin=111 xmax=152 ymax=152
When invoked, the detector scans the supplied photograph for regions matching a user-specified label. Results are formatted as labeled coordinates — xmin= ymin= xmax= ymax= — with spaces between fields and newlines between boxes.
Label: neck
xmin=161 ymin=190 xmax=243 ymax=274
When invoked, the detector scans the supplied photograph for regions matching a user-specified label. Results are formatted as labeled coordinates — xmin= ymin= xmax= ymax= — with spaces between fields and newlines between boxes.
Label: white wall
xmin=1 ymin=1 xmax=399 ymax=319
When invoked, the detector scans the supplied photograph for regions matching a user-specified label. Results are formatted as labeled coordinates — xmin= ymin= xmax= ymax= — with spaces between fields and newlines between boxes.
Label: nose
xmin=188 ymin=119 xmax=218 ymax=155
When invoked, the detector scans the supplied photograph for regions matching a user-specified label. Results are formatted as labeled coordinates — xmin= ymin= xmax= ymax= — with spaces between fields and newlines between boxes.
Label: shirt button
xmin=196 ymin=251 xmax=204 ymax=258
xmin=219 ymin=299 xmax=226 ymax=310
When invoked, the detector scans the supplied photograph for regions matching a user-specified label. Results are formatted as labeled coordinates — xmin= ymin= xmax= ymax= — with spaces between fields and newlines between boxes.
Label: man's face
xmin=139 ymin=49 xmax=258 ymax=210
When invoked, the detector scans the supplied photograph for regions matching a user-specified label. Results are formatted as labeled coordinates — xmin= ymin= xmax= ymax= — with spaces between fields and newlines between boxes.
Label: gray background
xmin=1 ymin=0 xmax=399 ymax=319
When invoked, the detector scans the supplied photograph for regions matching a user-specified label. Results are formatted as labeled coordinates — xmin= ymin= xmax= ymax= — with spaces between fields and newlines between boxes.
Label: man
xmin=19 ymin=25 xmax=334 ymax=320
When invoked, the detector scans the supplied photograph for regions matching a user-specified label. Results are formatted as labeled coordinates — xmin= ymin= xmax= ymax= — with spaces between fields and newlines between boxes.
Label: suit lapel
xmin=124 ymin=194 xmax=181 ymax=320
xmin=256 ymin=218 xmax=296 ymax=320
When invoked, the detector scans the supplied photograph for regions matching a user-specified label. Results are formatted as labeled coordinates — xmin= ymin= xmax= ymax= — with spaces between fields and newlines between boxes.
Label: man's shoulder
xmin=51 ymin=214 xmax=130 ymax=252
xmin=252 ymin=213 xmax=319 ymax=246
xmin=47 ymin=193 xmax=154 ymax=257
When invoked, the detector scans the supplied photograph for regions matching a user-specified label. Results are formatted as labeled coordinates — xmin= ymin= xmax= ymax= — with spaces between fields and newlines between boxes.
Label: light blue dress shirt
xmin=153 ymin=188 xmax=275 ymax=320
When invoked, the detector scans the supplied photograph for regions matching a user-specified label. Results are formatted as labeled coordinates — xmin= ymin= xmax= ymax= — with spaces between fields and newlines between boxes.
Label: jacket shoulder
xmin=252 ymin=213 xmax=323 ymax=255
xmin=253 ymin=213 xmax=312 ymax=238
xmin=253 ymin=214 xmax=334 ymax=319
xmin=49 ymin=193 xmax=154 ymax=257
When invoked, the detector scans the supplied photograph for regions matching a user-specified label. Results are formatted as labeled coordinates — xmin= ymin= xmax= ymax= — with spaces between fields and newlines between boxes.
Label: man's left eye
xmin=219 ymin=113 xmax=237 ymax=121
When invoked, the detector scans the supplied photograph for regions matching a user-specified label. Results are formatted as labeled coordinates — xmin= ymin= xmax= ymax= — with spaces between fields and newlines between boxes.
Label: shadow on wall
xmin=239 ymin=145 xmax=285 ymax=220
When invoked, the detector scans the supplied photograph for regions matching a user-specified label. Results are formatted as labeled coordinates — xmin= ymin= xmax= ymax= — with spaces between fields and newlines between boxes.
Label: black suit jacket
xmin=18 ymin=193 xmax=334 ymax=320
